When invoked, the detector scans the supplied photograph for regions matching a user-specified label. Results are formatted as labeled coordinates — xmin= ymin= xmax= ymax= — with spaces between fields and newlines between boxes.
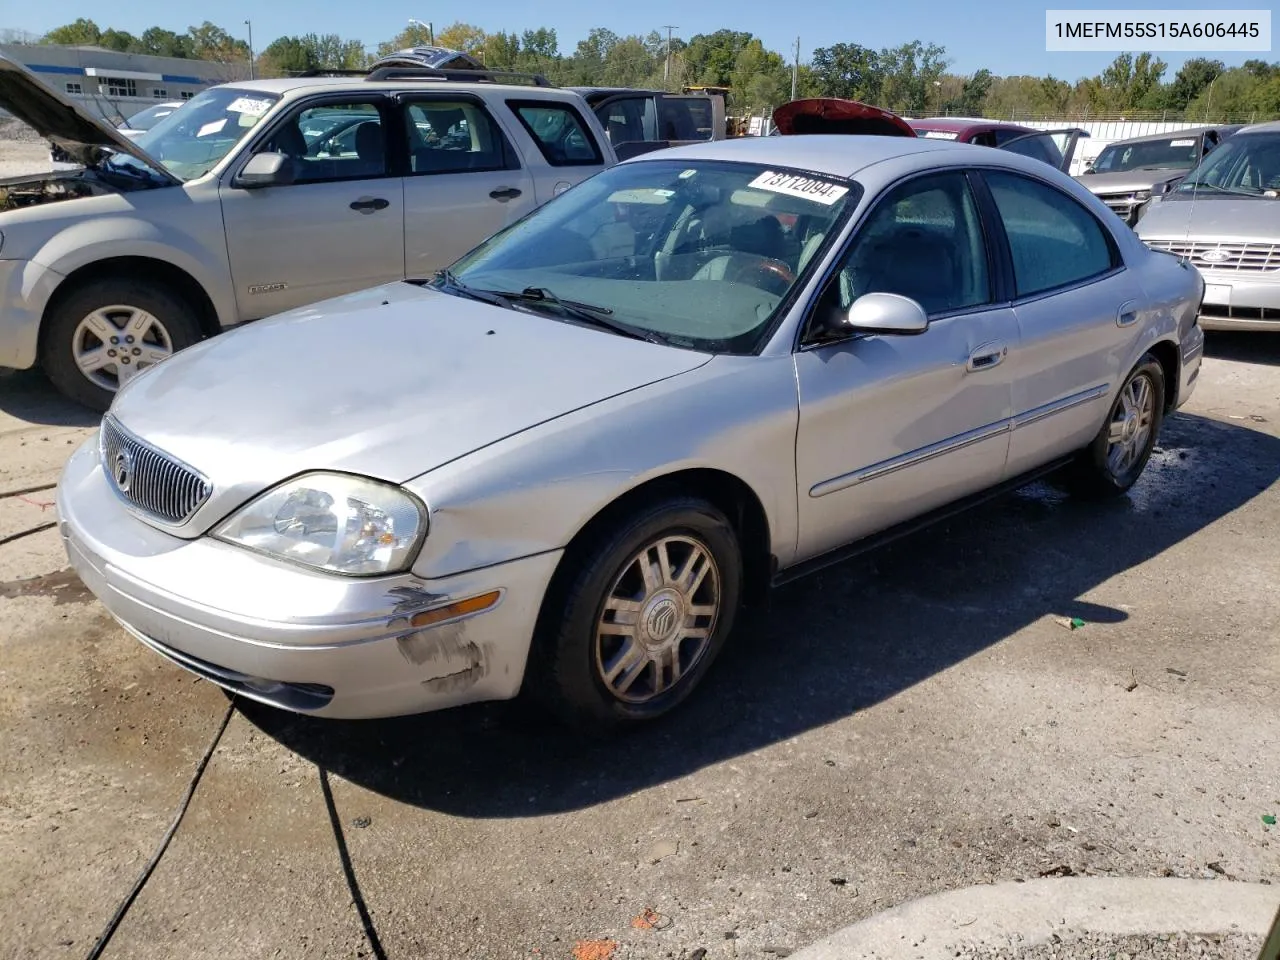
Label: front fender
xmin=31 ymin=213 xmax=237 ymax=329
xmin=404 ymin=354 xmax=801 ymax=580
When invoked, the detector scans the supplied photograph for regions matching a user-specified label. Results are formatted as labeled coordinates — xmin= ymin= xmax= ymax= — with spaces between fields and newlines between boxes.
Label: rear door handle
xmin=489 ymin=187 xmax=522 ymax=201
xmin=967 ymin=342 xmax=1008 ymax=372
xmin=350 ymin=197 xmax=389 ymax=213
xmin=1117 ymin=299 xmax=1139 ymax=327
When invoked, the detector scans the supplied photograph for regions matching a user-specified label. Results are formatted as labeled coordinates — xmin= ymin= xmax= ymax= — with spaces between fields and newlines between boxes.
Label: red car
xmin=772 ymin=100 xmax=1086 ymax=174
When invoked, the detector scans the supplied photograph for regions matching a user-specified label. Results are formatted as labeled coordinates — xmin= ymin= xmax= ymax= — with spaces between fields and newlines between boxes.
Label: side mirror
xmin=236 ymin=152 xmax=295 ymax=189
xmin=845 ymin=292 xmax=930 ymax=335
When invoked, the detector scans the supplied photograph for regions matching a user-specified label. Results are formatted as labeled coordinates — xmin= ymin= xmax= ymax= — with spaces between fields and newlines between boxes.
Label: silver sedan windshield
xmin=446 ymin=158 xmax=861 ymax=354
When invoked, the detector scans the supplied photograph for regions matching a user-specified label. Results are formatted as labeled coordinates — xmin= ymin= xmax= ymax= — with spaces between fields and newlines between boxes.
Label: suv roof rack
xmin=364 ymin=65 xmax=554 ymax=87
xmin=294 ymin=68 xmax=370 ymax=77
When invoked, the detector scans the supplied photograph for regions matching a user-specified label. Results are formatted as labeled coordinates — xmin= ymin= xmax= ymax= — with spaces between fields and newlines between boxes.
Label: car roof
xmin=626 ymin=133 xmax=997 ymax=178
xmin=909 ymin=117 xmax=1034 ymax=134
xmin=1101 ymin=125 xmax=1237 ymax=146
xmin=1237 ymin=119 xmax=1280 ymax=134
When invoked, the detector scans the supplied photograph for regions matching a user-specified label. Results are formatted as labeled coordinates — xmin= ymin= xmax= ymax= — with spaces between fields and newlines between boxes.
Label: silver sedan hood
xmin=1137 ymin=194 xmax=1280 ymax=242
xmin=109 ymin=282 xmax=711 ymax=531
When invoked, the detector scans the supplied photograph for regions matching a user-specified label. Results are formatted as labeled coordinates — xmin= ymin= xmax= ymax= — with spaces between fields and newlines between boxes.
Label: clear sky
xmin=11 ymin=0 xmax=1271 ymax=81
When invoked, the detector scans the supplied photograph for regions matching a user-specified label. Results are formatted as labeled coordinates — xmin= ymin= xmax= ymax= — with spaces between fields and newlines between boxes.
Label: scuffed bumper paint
xmin=56 ymin=435 xmax=562 ymax=719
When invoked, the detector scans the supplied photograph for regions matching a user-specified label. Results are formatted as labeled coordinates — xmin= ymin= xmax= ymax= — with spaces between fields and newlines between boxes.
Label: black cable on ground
xmin=0 ymin=481 xmax=58 ymax=499
xmin=320 ymin=768 xmax=389 ymax=960
xmin=0 ymin=522 xmax=56 ymax=548
xmin=83 ymin=698 xmax=237 ymax=960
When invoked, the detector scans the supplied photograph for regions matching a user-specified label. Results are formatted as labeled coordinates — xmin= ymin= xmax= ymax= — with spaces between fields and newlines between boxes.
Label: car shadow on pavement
xmin=0 ymin=368 xmax=101 ymax=427
xmin=1204 ymin=332 xmax=1280 ymax=368
xmin=240 ymin=411 xmax=1280 ymax=818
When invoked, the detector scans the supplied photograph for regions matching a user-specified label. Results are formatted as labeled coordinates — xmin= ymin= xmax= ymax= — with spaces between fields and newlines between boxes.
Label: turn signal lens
xmin=410 ymin=590 xmax=502 ymax=628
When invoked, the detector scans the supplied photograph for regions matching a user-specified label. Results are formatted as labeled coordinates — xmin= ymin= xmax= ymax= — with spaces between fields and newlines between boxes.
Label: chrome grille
xmin=1143 ymin=239 xmax=1280 ymax=273
xmin=99 ymin=415 xmax=212 ymax=525
xmin=1098 ymin=191 xmax=1140 ymax=211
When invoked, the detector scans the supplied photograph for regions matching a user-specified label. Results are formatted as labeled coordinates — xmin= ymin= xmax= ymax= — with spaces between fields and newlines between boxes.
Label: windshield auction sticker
xmin=749 ymin=171 xmax=850 ymax=206
xmin=1045 ymin=9 xmax=1270 ymax=51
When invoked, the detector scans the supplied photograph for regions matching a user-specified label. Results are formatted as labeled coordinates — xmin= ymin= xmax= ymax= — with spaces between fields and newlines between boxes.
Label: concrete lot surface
xmin=1 ymin=335 xmax=1278 ymax=960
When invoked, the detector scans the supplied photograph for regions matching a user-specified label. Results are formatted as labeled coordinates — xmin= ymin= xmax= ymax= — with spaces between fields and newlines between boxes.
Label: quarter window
xmin=984 ymin=171 xmax=1117 ymax=297
xmin=818 ymin=172 xmax=992 ymax=321
xmin=508 ymin=101 xmax=602 ymax=166
xmin=402 ymin=100 xmax=516 ymax=175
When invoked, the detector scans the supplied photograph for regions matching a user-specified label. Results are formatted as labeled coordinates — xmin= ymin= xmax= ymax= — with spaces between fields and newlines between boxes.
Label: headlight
xmin=1134 ymin=190 xmax=1151 ymax=201
xmin=214 ymin=472 xmax=426 ymax=576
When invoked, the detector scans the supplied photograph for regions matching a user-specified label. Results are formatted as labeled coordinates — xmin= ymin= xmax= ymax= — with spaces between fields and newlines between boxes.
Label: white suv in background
xmin=0 ymin=55 xmax=616 ymax=410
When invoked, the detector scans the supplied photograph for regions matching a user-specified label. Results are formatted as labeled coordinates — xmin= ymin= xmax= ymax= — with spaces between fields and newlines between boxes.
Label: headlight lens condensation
xmin=215 ymin=472 xmax=426 ymax=575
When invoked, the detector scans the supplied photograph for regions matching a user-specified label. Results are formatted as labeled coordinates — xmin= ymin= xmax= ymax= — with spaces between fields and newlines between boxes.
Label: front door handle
xmin=1117 ymin=299 xmax=1139 ymax=327
xmin=489 ymin=187 xmax=522 ymax=202
xmin=967 ymin=341 xmax=1008 ymax=372
xmin=350 ymin=197 xmax=390 ymax=214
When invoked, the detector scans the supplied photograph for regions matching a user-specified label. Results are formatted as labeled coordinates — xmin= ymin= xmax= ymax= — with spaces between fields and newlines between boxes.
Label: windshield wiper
xmin=503 ymin=286 xmax=666 ymax=344
xmin=431 ymin=269 xmax=516 ymax=309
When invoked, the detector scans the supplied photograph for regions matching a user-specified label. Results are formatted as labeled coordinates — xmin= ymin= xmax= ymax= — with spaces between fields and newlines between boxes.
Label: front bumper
xmin=56 ymin=437 xmax=562 ymax=719
xmin=1193 ymin=272 xmax=1280 ymax=332
xmin=0 ymin=258 xmax=64 ymax=369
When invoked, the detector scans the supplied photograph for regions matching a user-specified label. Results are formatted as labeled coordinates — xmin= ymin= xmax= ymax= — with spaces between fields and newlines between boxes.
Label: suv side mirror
xmin=846 ymin=292 xmax=930 ymax=335
xmin=236 ymin=152 xmax=295 ymax=189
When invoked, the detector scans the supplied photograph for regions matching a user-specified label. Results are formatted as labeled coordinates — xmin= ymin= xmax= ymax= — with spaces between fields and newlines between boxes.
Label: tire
xmin=40 ymin=278 xmax=204 ymax=412
xmin=1065 ymin=353 xmax=1166 ymax=499
xmin=533 ymin=496 xmax=743 ymax=731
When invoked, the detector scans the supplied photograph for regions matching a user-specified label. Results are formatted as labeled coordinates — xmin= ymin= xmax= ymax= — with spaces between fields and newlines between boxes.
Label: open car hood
xmin=771 ymin=98 xmax=917 ymax=138
xmin=0 ymin=54 xmax=179 ymax=183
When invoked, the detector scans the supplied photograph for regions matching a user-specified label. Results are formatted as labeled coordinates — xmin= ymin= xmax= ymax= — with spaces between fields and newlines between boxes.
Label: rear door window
xmin=657 ymin=96 xmax=714 ymax=141
xmin=402 ymin=99 xmax=519 ymax=175
xmin=507 ymin=100 xmax=604 ymax=166
xmin=596 ymin=96 xmax=658 ymax=147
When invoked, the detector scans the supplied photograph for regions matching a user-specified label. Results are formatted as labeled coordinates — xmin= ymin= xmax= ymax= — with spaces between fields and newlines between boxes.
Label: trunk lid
xmin=771 ymin=98 xmax=917 ymax=138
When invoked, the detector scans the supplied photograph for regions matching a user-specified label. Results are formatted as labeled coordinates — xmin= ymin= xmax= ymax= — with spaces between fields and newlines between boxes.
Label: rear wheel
xmin=534 ymin=496 xmax=743 ymax=730
xmin=41 ymin=278 xmax=203 ymax=411
xmin=1066 ymin=354 xmax=1165 ymax=499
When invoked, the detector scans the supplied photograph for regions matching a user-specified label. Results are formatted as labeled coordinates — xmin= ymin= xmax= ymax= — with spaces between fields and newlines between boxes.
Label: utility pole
xmin=409 ymin=18 xmax=435 ymax=46
xmin=791 ymin=36 xmax=800 ymax=101
xmin=661 ymin=25 xmax=677 ymax=88
xmin=244 ymin=20 xmax=254 ymax=80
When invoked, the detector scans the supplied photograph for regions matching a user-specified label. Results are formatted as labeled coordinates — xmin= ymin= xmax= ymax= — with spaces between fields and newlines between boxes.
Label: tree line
xmin=24 ymin=17 xmax=1280 ymax=120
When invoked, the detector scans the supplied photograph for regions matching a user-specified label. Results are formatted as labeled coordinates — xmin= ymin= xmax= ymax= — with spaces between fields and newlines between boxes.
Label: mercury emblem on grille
xmin=113 ymin=448 xmax=136 ymax=493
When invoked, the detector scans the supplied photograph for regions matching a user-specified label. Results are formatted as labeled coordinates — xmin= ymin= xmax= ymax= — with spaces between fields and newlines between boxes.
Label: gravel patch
xmin=961 ymin=932 xmax=1263 ymax=960
xmin=0 ymin=118 xmax=53 ymax=178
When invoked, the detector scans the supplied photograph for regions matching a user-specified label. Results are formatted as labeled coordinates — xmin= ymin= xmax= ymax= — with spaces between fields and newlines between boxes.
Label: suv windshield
xmin=1094 ymin=135 xmax=1202 ymax=173
xmin=1175 ymin=132 xmax=1280 ymax=197
xmin=131 ymin=87 xmax=281 ymax=181
xmin=443 ymin=159 xmax=860 ymax=354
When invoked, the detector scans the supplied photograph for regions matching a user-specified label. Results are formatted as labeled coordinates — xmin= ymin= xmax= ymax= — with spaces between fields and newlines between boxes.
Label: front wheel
xmin=534 ymin=497 xmax=743 ymax=730
xmin=1066 ymin=354 xmax=1166 ymax=499
xmin=40 ymin=278 xmax=204 ymax=412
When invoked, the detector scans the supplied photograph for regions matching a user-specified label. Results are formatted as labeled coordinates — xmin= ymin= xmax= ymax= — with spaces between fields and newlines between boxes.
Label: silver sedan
xmin=57 ymin=134 xmax=1206 ymax=729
